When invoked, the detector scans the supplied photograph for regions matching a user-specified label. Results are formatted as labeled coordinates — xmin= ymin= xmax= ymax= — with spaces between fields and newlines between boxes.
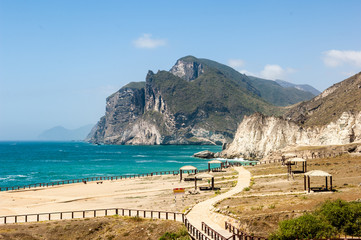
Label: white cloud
xmin=238 ymin=69 xmax=256 ymax=76
xmin=323 ymin=50 xmax=361 ymax=67
xmin=259 ymin=64 xmax=295 ymax=80
xmin=228 ymin=59 xmax=245 ymax=69
xmin=133 ymin=34 xmax=167 ymax=49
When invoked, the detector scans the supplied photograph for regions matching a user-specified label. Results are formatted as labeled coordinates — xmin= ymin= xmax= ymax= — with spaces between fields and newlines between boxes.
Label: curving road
xmin=186 ymin=166 xmax=251 ymax=238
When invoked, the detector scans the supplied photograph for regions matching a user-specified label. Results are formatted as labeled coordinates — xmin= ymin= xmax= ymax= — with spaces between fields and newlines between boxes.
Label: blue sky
xmin=1 ymin=0 xmax=361 ymax=140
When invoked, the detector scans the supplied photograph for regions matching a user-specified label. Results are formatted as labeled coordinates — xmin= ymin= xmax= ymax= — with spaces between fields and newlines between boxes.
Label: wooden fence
xmin=202 ymin=222 xmax=232 ymax=240
xmin=184 ymin=216 xmax=212 ymax=240
xmin=0 ymin=207 xmax=184 ymax=224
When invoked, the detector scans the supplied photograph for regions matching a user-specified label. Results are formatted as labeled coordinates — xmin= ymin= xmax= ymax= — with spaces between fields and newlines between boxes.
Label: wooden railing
xmin=225 ymin=221 xmax=268 ymax=240
xmin=202 ymin=222 xmax=233 ymax=240
xmin=0 ymin=207 xmax=184 ymax=224
xmin=0 ymin=162 xmax=251 ymax=192
xmin=184 ymin=216 xmax=212 ymax=240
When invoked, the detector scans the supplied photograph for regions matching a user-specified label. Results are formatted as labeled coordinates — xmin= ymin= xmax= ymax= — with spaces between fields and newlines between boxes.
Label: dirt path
xmin=186 ymin=166 xmax=251 ymax=238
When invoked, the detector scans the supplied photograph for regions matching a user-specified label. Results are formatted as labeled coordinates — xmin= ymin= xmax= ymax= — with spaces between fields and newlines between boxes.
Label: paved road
xmin=186 ymin=166 xmax=251 ymax=238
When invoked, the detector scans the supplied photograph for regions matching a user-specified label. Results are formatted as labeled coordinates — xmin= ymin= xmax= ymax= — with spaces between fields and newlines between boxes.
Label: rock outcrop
xmin=170 ymin=58 xmax=204 ymax=81
xmin=220 ymin=111 xmax=361 ymax=159
xmin=193 ymin=150 xmax=215 ymax=159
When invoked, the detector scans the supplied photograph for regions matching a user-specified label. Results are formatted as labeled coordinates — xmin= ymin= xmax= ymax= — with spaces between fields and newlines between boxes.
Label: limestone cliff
xmin=221 ymin=111 xmax=361 ymax=159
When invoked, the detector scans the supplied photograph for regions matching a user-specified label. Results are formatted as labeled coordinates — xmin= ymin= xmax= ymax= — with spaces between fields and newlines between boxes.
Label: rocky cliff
xmin=221 ymin=72 xmax=361 ymax=159
xmin=88 ymin=56 xmax=318 ymax=145
xmin=220 ymin=111 xmax=361 ymax=159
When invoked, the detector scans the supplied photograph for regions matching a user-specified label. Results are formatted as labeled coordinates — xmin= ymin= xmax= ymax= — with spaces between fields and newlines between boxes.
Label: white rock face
xmin=221 ymin=111 xmax=361 ymax=159
xmin=169 ymin=59 xmax=204 ymax=81
xmin=121 ymin=120 xmax=162 ymax=145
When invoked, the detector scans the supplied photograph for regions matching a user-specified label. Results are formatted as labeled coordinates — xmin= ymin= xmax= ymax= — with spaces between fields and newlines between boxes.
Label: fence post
xmin=72 ymin=212 xmax=74 ymax=219
xmin=25 ymin=215 xmax=27 ymax=222
xmin=60 ymin=212 xmax=62 ymax=219
xmin=37 ymin=214 xmax=39 ymax=222
xmin=83 ymin=211 xmax=85 ymax=218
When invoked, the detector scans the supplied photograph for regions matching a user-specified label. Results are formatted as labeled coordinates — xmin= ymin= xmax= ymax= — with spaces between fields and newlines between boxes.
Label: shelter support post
xmin=180 ymin=170 xmax=182 ymax=181
xmin=330 ymin=176 xmax=333 ymax=190
xmin=308 ymin=176 xmax=311 ymax=193
xmin=304 ymin=175 xmax=306 ymax=191
xmin=325 ymin=176 xmax=328 ymax=190
xmin=211 ymin=177 xmax=214 ymax=190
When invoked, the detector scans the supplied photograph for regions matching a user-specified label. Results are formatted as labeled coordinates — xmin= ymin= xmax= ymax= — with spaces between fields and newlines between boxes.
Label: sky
xmin=1 ymin=0 xmax=361 ymax=140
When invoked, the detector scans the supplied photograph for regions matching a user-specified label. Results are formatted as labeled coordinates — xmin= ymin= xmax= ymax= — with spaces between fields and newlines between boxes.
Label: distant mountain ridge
xmin=88 ymin=56 xmax=318 ymax=145
xmin=39 ymin=125 xmax=94 ymax=141
xmin=275 ymin=79 xmax=321 ymax=96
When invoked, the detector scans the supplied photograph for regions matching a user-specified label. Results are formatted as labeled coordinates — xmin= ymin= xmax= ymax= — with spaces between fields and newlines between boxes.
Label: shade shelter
xmin=195 ymin=173 xmax=215 ymax=190
xmin=286 ymin=158 xmax=307 ymax=174
xmin=208 ymin=160 xmax=223 ymax=172
xmin=179 ymin=165 xmax=197 ymax=181
xmin=304 ymin=170 xmax=333 ymax=193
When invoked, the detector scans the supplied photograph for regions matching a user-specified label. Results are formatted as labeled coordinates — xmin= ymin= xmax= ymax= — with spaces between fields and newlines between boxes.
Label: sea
xmin=0 ymin=141 xmax=246 ymax=188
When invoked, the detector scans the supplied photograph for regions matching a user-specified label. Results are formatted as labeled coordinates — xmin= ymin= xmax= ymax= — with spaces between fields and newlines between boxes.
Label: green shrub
xmin=318 ymin=199 xmax=361 ymax=236
xmin=270 ymin=199 xmax=361 ymax=239
xmin=269 ymin=214 xmax=336 ymax=240
xmin=159 ymin=226 xmax=189 ymax=240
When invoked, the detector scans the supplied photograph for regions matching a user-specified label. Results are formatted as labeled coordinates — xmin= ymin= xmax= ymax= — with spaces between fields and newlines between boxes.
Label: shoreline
xmin=0 ymin=166 xmax=240 ymax=218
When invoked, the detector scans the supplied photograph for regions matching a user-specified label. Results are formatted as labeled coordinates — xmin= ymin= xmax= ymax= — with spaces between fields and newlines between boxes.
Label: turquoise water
xmin=0 ymin=141 xmax=224 ymax=188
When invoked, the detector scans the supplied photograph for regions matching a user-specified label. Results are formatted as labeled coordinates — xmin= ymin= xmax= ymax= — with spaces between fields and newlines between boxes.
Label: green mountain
xmin=88 ymin=56 xmax=317 ymax=145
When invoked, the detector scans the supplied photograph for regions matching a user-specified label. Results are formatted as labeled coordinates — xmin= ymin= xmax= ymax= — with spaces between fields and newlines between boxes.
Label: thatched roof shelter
xmin=286 ymin=157 xmax=307 ymax=175
xmin=180 ymin=165 xmax=197 ymax=171
xmin=179 ymin=165 xmax=197 ymax=181
xmin=195 ymin=173 xmax=215 ymax=190
xmin=304 ymin=170 xmax=333 ymax=193
xmin=207 ymin=160 xmax=223 ymax=172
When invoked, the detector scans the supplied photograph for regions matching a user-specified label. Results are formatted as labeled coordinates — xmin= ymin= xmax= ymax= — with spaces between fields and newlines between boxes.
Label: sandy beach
xmin=0 ymin=169 xmax=238 ymax=218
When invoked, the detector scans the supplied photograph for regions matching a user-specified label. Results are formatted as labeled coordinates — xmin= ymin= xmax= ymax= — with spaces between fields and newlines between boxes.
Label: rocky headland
xmin=88 ymin=56 xmax=317 ymax=145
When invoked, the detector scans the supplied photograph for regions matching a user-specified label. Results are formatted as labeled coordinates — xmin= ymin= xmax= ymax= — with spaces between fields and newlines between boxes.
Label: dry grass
xmin=216 ymin=154 xmax=361 ymax=237
xmin=0 ymin=216 xmax=188 ymax=240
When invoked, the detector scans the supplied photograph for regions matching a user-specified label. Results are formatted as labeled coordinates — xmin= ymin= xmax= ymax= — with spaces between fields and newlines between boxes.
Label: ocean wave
xmin=134 ymin=155 xmax=148 ymax=157
xmin=0 ymin=174 xmax=30 ymax=182
xmin=43 ymin=159 xmax=70 ymax=163
xmin=135 ymin=160 xmax=155 ymax=163
xmin=90 ymin=159 xmax=112 ymax=162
